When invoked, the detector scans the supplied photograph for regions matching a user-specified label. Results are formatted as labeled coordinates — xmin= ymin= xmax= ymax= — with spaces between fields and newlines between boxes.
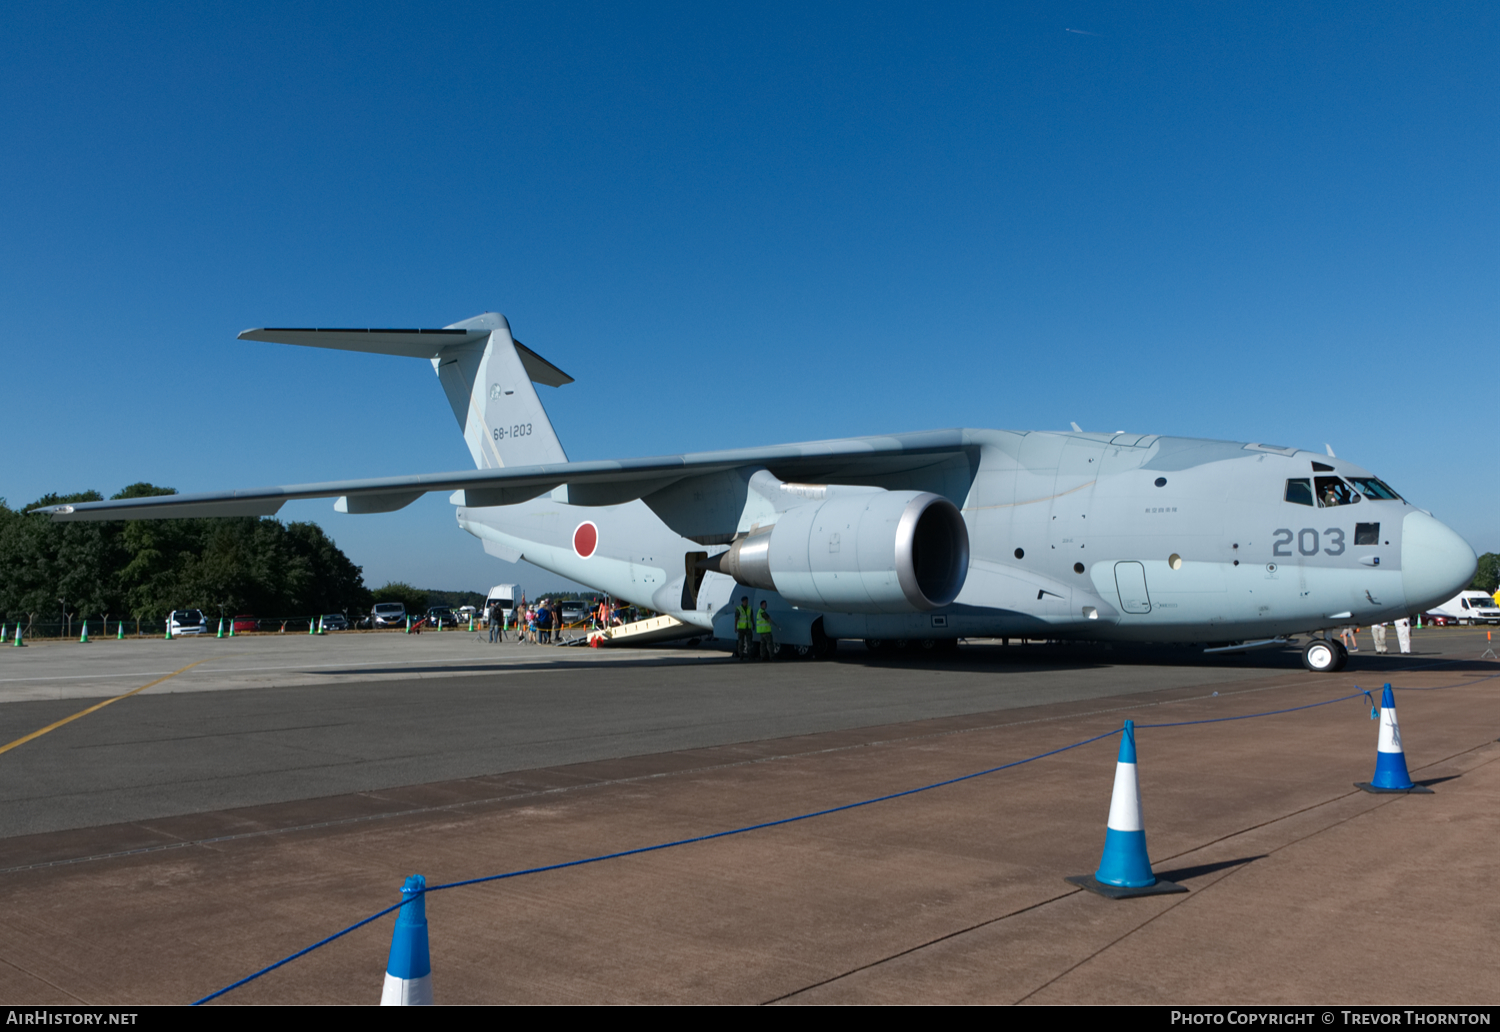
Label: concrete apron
xmin=0 ymin=663 xmax=1495 ymax=1004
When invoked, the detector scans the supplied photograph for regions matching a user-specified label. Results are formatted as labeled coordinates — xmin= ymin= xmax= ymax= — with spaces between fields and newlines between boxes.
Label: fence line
xmin=0 ymin=614 xmax=628 ymax=640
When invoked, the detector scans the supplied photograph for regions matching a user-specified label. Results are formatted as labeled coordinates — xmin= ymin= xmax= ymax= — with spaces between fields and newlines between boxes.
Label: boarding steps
xmin=584 ymin=614 xmax=699 ymax=648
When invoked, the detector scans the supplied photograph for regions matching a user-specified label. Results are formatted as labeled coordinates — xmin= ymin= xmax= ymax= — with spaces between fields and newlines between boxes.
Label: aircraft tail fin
xmin=239 ymin=313 xmax=570 ymax=470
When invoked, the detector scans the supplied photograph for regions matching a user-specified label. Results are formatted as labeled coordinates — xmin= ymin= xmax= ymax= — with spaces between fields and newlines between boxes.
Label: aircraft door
xmin=682 ymin=551 xmax=708 ymax=610
xmin=1114 ymin=561 xmax=1152 ymax=614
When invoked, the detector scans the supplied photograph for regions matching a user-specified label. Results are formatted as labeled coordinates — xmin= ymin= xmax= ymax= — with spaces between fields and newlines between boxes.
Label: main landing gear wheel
xmin=1302 ymin=639 xmax=1341 ymax=673
xmin=1330 ymin=638 xmax=1349 ymax=671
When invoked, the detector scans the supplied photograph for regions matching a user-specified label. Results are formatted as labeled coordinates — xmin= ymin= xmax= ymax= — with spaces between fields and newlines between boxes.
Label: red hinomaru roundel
xmin=573 ymin=521 xmax=598 ymax=559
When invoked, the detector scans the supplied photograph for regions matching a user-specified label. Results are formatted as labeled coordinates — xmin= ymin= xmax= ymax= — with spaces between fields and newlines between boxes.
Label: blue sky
xmin=2 ymin=1 xmax=1495 ymax=593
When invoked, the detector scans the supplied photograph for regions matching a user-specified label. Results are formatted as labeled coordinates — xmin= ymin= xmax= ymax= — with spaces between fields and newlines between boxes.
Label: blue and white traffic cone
xmin=380 ymin=875 xmax=433 ymax=1005
xmin=1356 ymin=684 xmax=1433 ymax=794
xmin=1067 ymin=720 xmax=1187 ymax=898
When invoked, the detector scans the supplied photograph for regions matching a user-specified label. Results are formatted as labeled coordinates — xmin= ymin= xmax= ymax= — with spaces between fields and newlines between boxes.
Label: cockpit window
xmin=1347 ymin=477 xmax=1402 ymax=501
xmin=1315 ymin=476 xmax=1360 ymax=507
xmin=1285 ymin=479 xmax=1314 ymax=506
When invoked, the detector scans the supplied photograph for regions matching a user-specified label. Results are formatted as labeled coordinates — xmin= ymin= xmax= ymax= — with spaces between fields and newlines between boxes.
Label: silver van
xmin=370 ymin=602 xmax=407 ymax=628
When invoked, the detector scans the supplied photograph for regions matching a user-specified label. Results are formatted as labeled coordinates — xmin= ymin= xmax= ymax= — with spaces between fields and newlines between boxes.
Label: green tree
xmin=0 ymin=491 xmax=123 ymax=630
xmin=1472 ymin=552 xmax=1500 ymax=595
xmin=0 ymin=484 xmax=372 ymax=628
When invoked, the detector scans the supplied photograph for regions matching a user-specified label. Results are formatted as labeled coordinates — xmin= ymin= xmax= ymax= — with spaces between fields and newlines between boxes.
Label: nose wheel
xmin=1302 ymin=637 xmax=1349 ymax=673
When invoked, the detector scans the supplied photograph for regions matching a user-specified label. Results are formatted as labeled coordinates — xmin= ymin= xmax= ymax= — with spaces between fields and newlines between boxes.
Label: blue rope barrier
xmin=191 ymin=674 xmax=1469 ymax=1004
xmin=425 ymin=726 xmax=1124 ymax=896
xmin=1137 ymin=689 xmax=1374 ymax=728
xmin=192 ymin=726 xmax=1122 ymax=1004
xmin=1390 ymin=670 xmax=1500 ymax=692
xmin=194 ymin=900 xmax=408 ymax=1005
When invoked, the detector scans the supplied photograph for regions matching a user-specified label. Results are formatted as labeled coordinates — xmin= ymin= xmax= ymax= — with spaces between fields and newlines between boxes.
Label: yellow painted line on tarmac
xmin=0 ymin=658 xmax=214 ymax=757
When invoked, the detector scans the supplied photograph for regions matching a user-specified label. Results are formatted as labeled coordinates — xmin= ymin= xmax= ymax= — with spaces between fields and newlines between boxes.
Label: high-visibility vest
xmin=735 ymin=604 xmax=753 ymax=630
xmin=754 ymin=609 xmax=772 ymax=634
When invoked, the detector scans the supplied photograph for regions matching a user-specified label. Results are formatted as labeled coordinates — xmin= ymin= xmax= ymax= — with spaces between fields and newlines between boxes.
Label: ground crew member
xmin=756 ymin=600 xmax=776 ymax=661
xmin=735 ymin=596 xmax=754 ymax=660
xmin=1395 ymin=616 xmax=1412 ymax=654
xmin=1371 ymin=621 xmax=1387 ymax=653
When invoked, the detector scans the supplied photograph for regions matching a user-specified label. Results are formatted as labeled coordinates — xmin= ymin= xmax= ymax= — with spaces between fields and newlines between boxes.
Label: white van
xmin=482 ymin=584 xmax=519 ymax=626
xmin=1427 ymin=590 xmax=1500 ymax=626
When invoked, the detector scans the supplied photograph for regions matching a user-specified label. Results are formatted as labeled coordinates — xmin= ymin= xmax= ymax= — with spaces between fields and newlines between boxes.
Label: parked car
xmin=425 ymin=606 xmax=459 ymax=628
xmin=321 ymin=613 xmax=349 ymax=631
xmin=231 ymin=614 xmax=258 ymax=633
xmin=168 ymin=609 xmax=208 ymax=636
xmin=559 ymin=602 xmax=587 ymax=626
xmin=369 ymin=602 xmax=407 ymax=628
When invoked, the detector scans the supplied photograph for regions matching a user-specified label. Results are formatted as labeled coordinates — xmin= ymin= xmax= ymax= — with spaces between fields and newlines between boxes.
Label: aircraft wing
xmin=30 ymin=429 xmax=982 ymax=521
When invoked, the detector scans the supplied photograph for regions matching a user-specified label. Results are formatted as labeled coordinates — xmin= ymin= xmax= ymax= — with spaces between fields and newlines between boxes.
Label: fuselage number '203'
xmin=1272 ymin=527 xmax=1345 ymax=557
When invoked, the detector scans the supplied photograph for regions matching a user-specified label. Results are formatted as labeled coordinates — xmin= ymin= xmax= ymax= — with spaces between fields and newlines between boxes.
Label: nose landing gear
xmin=1302 ymin=637 xmax=1349 ymax=672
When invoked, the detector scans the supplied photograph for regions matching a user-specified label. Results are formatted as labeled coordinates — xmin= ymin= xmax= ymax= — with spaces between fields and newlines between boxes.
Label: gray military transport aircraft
xmin=35 ymin=312 xmax=1477 ymax=673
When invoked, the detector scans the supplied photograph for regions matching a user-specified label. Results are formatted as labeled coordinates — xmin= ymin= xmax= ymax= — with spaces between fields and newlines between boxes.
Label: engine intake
xmin=711 ymin=490 xmax=969 ymax=612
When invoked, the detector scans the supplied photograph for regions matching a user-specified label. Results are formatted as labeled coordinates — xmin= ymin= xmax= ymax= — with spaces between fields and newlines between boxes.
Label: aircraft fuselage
xmin=457 ymin=430 xmax=1475 ymax=648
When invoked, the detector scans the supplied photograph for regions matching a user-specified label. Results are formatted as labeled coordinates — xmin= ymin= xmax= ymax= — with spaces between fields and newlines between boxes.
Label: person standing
xmin=1395 ymin=616 xmax=1412 ymax=654
xmin=735 ymin=596 xmax=754 ymax=661
xmin=755 ymin=601 xmax=777 ymax=661
xmin=1371 ymin=621 xmax=1388 ymax=654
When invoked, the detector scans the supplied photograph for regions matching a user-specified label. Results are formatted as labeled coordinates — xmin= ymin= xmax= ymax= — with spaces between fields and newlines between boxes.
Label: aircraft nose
xmin=1400 ymin=510 xmax=1477 ymax=613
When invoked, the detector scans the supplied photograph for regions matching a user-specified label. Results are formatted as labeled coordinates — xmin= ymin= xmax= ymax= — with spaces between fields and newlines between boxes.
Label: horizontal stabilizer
xmin=238 ymin=326 xmax=574 ymax=387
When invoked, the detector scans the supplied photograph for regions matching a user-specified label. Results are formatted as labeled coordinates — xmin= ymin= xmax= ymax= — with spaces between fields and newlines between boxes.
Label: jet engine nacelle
xmin=712 ymin=490 xmax=969 ymax=613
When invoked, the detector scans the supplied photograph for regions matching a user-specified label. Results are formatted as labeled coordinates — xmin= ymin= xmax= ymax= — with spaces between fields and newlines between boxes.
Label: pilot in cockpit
xmin=1315 ymin=476 xmax=1359 ymax=507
